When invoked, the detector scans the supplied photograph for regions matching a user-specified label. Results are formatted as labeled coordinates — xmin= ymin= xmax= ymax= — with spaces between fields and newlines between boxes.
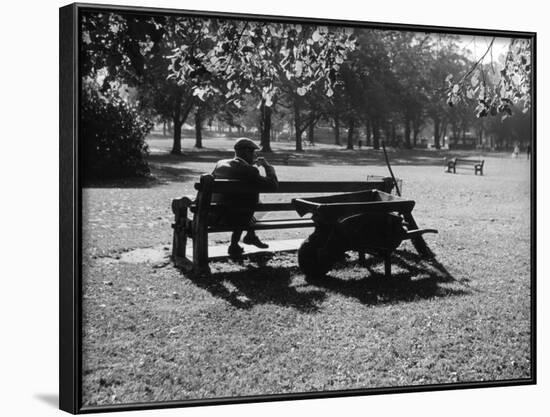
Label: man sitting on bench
xmin=211 ymin=138 xmax=279 ymax=256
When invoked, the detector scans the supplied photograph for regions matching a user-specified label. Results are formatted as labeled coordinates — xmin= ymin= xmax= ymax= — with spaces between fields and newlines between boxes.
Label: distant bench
xmin=171 ymin=174 xmax=396 ymax=272
xmin=445 ymin=157 xmax=484 ymax=175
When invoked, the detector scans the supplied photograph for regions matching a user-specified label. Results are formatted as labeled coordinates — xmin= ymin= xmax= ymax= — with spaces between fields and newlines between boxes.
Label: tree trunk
xmin=347 ymin=119 xmax=355 ymax=150
xmin=333 ymin=114 xmax=341 ymax=145
xmin=451 ymin=122 xmax=459 ymax=145
xmin=308 ymin=116 xmax=315 ymax=146
xmin=383 ymin=123 xmax=391 ymax=145
xmin=260 ymin=100 xmax=272 ymax=152
xmin=391 ymin=123 xmax=397 ymax=145
xmin=172 ymin=118 xmax=183 ymax=154
xmin=404 ymin=118 xmax=411 ymax=148
xmin=372 ymin=119 xmax=380 ymax=150
xmin=478 ymin=126 xmax=484 ymax=146
xmin=194 ymin=108 xmax=203 ymax=149
xmin=294 ymin=124 xmax=303 ymax=151
xmin=366 ymin=120 xmax=372 ymax=147
xmin=171 ymin=94 xmax=183 ymax=154
xmin=433 ymin=118 xmax=440 ymax=150
xmin=413 ymin=119 xmax=420 ymax=147
xmin=294 ymin=103 xmax=304 ymax=152
xmin=441 ymin=122 xmax=448 ymax=147
xmin=171 ymin=95 xmax=193 ymax=155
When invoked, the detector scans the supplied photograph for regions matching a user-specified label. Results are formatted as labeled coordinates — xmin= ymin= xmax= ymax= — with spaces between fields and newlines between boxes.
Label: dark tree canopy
xmin=81 ymin=11 xmax=533 ymax=167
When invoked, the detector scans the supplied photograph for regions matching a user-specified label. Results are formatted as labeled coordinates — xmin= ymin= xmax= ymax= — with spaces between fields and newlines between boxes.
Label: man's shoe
xmin=243 ymin=234 xmax=269 ymax=249
xmin=228 ymin=244 xmax=244 ymax=257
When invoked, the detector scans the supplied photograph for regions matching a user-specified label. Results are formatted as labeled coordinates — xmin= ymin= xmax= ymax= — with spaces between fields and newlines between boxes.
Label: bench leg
xmin=193 ymin=231 xmax=210 ymax=274
xmin=172 ymin=223 xmax=191 ymax=270
xmin=192 ymin=181 xmax=213 ymax=274
xmin=171 ymin=203 xmax=193 ymax=271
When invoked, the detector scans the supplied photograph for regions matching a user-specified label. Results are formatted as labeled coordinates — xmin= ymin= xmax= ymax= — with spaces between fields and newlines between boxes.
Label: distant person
xmin=526 ymin=143 xmax=531 ymax=160
xmin=211 ymin=138 xmax=279 ymax=256
xmin=512 ymin=144 xmax=520 ymax=158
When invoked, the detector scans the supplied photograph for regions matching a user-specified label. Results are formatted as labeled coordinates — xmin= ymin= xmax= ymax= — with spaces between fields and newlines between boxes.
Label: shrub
xmin=81 ymin=87 xmax=153 ymax=180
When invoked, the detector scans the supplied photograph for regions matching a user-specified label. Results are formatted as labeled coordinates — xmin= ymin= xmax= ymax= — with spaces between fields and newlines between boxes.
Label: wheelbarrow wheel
xmin=298 ymin=233 xmax=333 ymax=281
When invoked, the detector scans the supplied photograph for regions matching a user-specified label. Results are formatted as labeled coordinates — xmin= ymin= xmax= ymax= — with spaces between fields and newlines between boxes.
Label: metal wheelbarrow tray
xmin=291 ymin=190 xmax=437 ymax=279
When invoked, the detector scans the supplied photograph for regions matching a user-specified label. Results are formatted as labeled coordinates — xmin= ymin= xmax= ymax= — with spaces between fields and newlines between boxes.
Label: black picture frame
xmin=60 ymin=2 xmax=536 ymax=414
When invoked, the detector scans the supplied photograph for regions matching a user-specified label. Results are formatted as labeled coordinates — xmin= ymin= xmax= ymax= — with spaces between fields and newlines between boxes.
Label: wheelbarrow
xmin=291 ymin=190 xmax=437 ymax=279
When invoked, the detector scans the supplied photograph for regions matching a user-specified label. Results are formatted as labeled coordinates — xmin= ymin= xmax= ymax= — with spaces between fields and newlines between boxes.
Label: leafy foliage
xmin=168 ymin=19 xmax=356 ymax=150
xmin=81 ymin=11 xmax=532 ymax=155
xmin=169 ymin=20 xmax=356 ymax=107
xmin=81 ymin=85 xmax=152 ymax=179
xmin=82 ymin=13 xmax=201 ymax=153
xmin=446 ymin=38 xmax=532 ymax=119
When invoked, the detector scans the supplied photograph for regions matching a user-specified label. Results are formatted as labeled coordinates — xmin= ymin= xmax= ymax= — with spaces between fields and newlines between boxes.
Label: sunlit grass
xmin=81 ymin=145 xmax=532 ymax=406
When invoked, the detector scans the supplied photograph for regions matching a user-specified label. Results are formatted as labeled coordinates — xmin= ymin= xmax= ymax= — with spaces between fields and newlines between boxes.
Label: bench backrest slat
xmin=454 ymin=158 xmax=484 ymax=165
xmin=196 ymin=179 xmax=388 ymax=194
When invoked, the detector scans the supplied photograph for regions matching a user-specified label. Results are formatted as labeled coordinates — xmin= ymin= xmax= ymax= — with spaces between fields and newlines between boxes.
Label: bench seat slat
xmin=191 ymin=202 xmax=299 ymax=213
xmin=208 ymin=218 xmax=314 ymax=232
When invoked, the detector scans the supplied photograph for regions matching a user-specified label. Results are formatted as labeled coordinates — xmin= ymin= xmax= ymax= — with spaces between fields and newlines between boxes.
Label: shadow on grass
xmin=148 ymin=150 xmax=313 ymax=167
xmin=85 ymin=147 xmax=498 ymax=189
xmin=183 ymin=248 xmax=466 ymax=311
xmin=84 ymin=145 xmax=507 ymax=188
xmin=185 ymin=259 xmax=327 ymax=313
xmin=147 ymin=147 xmax=500 ymax=171
xmin=82 ymin=165 xmax=204 ymax=189
xmin=311 ymin=249 xmax=467 ymax=305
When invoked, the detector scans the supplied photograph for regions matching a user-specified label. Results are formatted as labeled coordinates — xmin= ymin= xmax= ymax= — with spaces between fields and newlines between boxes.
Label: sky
xmin=458 ymin=35 xmax=511 ymax=62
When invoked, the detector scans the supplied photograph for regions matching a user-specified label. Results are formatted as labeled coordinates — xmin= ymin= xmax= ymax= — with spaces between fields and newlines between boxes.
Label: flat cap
xmin=234 ymin=138 xmax=260 ymax=150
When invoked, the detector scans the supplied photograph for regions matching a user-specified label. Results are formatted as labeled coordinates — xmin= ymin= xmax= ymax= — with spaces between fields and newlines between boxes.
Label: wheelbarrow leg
xmin=384 ymin=253 xmax=392 ymax=278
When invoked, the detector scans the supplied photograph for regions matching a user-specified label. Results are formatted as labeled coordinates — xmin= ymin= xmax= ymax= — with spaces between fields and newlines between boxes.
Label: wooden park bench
xmin=171 ymin=174 xmax=400 ymax=272
xmin=445 ymin=157 xmax=484 ymax=175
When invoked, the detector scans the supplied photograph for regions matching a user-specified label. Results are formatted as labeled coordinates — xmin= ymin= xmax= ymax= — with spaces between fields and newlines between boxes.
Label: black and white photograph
xmin=58 ymin=1 xmax=538 ymax=413
xmin=4 ymin=1 xmax=548 ymax=416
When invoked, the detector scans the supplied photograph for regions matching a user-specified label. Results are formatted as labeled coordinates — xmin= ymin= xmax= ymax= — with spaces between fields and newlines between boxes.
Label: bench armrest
xmin=171 ymin=196 xmax=195 ymax=214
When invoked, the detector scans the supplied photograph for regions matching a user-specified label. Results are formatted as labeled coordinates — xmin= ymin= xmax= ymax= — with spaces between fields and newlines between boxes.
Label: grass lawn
xmin=81 ymin=136 xmax=532 ymax=406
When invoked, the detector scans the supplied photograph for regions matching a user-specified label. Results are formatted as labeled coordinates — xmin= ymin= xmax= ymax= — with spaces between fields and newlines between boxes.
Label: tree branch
xmin=456 ymin=37 xmax=495 ymax=86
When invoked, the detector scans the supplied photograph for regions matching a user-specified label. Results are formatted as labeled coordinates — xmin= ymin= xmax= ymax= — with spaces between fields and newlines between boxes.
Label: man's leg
xmin=243 ymin=230 xmax=268 ymax=248
xmin=228 ymin=229 xmax=245 ymax=256
xmin=242 ymin=214 xmax=269 ymax=248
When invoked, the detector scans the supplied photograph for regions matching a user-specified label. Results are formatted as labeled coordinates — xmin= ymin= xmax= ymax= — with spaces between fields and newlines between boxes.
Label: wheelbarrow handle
xmin=405 ymin=228 xmax=438 ymax=239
